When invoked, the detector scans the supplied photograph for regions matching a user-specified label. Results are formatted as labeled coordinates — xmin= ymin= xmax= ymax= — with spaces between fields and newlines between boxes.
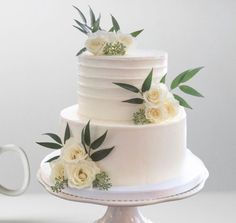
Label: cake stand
xmin=37 ymin=149 xmax=209 ymax=223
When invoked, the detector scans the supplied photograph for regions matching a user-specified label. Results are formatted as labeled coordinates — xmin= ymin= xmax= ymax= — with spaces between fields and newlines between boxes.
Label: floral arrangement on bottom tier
xmin=114 ymin=67 xmax=204 ymax=124
xmin=37 ymin=121 xmax=115 ymax=192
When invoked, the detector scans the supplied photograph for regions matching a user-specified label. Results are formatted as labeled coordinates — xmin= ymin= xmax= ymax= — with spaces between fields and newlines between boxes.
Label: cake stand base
xmin=96 ymin=206 xmax=151 ymax=223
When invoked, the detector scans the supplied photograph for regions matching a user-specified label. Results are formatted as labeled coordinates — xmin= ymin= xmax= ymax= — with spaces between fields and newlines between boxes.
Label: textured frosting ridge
xmin=78 ymin=50 xmax=168 ymax=121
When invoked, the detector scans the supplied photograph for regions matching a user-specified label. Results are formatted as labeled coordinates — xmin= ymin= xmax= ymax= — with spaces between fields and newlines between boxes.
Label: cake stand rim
xmin=37 ymin=169 xmax=208 ymax=206
xmin=37 ymin=150 xmax=209 ymax=206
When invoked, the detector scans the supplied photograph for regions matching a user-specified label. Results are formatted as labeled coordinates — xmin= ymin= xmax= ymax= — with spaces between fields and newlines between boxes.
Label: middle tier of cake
xmin=60 ymin=105 xmax=187 ymax=187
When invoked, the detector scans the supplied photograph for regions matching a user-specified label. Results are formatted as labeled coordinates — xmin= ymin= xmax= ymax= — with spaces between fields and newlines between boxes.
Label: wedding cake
xmin=37 ymin=6 xmax=203 ymax=192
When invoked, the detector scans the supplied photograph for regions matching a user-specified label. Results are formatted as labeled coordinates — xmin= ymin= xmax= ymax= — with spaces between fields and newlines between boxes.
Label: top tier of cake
xmin=77 ymin=50 xmax=167 ymax=121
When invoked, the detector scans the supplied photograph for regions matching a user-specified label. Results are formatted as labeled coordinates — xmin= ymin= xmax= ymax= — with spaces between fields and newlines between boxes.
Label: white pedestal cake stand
xmin=37 ymin=149 xmax=209 ymax=223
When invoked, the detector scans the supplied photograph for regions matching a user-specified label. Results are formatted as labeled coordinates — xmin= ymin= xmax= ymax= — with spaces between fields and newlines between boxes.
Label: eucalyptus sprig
xmin=93 ymin=172 xmax=112 ymax=190
xmin=73 ymin=5 xmax=144 ymax=56
xmin=81 ymin=121 xmax=115 ymax=162
xmin=133 ymin=108 xmax=151 ymax=124
xmin=51 ymin=178 xmax=68 ymax=193
xmin=113 ymin=68 xmax=153 ymax=104
xmin=161 ymin=67 xmax=204 ymax=109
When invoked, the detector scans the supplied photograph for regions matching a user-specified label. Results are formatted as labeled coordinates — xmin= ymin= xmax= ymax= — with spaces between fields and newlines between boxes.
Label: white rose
xmin=50 ymin=159 xmax=66 ymax=184
xmin=61 ymin=137 xmax=87 ymax=164
xmin=163 ymin=93 xmax=180 ymax=117
xmin=105 ymin=31 xmax=118 ymax=42
xmin=85 ymin=31 xmax=107 ymax=55
xmin=145 ymin=104 xmax=168 ymax=123
xmin=143 ymin=83 xmax=169 ymax=105
xmin=65 ymin=160 xmax=100 ymax=189
xmin=117 ymin=32 xmax=133 ymax=47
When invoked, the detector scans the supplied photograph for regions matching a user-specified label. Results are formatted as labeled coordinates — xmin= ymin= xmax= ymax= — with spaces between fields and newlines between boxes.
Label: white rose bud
xmin=145 ymin=105 xmax=168 ymax=123
xmin=117 ymin=32 xmax=134 ymax=47
xmin=85 ymin=31 xmax=107 ymax=55
xmin=50 ymin=159 xmax=66 ymax=184
xmin=143 ymin=83 xmax=169 ymax=105
xmin=163 ymin=93 xmax=180 ymax=117
xmin=106 ymin=31 xmax=118 ymax=42
xmin=61 ymin=137 xmax=87 ymax=164
xmin=65 ymin=160 xmax=100 ymax=189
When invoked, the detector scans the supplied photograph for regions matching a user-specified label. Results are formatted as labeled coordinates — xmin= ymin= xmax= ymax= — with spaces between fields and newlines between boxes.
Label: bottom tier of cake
xmin=60 ymin=105 xmax=187 ymax=187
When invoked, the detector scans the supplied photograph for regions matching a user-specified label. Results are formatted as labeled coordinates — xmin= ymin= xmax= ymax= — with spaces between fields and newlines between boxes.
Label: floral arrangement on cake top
xmin=73 ymin=5 xmax=143 ymax=56
xmin=114 ymin=67 xmax=204 ymax=124
xmin=37 ymin=121 xmax=115 ymax=192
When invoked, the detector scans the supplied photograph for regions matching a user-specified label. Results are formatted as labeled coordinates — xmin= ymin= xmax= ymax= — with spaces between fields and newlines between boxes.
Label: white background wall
xmin=0 ymin=0 xmax=235 ymax=193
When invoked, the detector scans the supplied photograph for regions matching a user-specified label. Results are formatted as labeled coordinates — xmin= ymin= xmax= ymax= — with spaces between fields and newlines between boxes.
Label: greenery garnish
xmin=114 ymin=67 xmax=204 ymax=109
xmin=93 ymin=172 xmax=112 ymax=190
xmin=81 ymin=121 xmax=115 ymax=161
xmin=113 ymin=68 xmax=153 ymax=104
xmin=45 ymin=155 xmax=60 ymax=163
xmin=37 ymin=121 xmax=115 ymax=162
xmin=51 ymin=178 xmax=68 ymax=193
xmin=73 ymin=6 xmax=144 ymax=56
xmin=133 ymin=108 xmax=151 ymax=125
xmin=160 ymin=73 xmax=167 ymax=84
xmin=103 ymin=42 xmax=126 ymax=56
xmin=36 ymin=123 xmax=71 ymax=150
xmin=169 ymin=66 xmax=204 ymax=109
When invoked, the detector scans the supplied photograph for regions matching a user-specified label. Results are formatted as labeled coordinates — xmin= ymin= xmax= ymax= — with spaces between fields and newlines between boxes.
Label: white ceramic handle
xmin=0 ymin=144 xmax=30 ymax=196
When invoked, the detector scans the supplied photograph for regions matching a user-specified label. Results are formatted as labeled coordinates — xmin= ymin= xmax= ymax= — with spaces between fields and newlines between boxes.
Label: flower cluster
xmin=142 ymin=84 xmax=179 ymax=123
xmin=114 ymin=69 xmax=180 ymax=125
xmin=37 ymin=121 xmax=114 ymax=192
xmin=85 ymin=31 xmax=133 ymax=56
xmin=73 ymin=6 xmax=143 ymax=56
xmin=50 ymin=138 xmax=101 ymax=190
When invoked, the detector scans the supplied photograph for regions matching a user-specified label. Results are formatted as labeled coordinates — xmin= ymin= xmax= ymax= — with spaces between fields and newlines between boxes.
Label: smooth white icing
xmin=60 ymin=105 xmax=187 ymax=186
xmin=78 ymin=50 xmax=168 ymax=121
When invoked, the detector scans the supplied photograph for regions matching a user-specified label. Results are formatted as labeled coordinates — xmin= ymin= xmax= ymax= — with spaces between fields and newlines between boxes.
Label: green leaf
xmin=90 ymin=147 xmax=115 ymax=161
xmin=73 ymin=5 xmax=87 ymax=24
xmin=73 ymin=25 xmax=88 ymax=35
xmin=92 ymin=14 xmax=101 ymax=32
xmin=179 ymin=85 xmax=204 ymax=97
xmin=160 ymin=73 xmax=167 ymax=84
xmin=181 ymin=66 xmax=204 ymax=83
xmin=109 ymin=26 xmax=115 ymax=32
xmin=84 ymin=120 xmax=91 ymax=146
xmin=36 ymin=142 xmax=62 ymax=149
xmin=45 ymin=155 xmax=60 ymax=163
xmin=130 ymin=29 xmax=144 ymax=37
xmin=170 ymin=70 xmax=187 ymax=90
xmin=76 ymin=47 xmax=87 ymax=56
xmin=170 ymin=67 xmax=204 ymax=90
xmin=89 ymin=6 xmax=96 ymax=26
xmin=113 ymin=82 xmax=140 ymax=93
xmin=111 ymin=15 xmax=120 ymax=32
xmin=74 ymin=20 xmax=89 ymax=33
xmin=122 ymin=98 xmax=144 ymax=104
xmin=43 ymin=133 xmax=62 ymax=144
xmin=90 ymin=130 xmax=108 ymax=150
xmin=173 ymin=94 xmax=192 ymax=109
xmin=64 ymin=123 xmax=71 ymax=144
xmin=141 ymin=68 xmax=153 ymax=92
xmin=81 ymin=127 xmax=87 ymax=151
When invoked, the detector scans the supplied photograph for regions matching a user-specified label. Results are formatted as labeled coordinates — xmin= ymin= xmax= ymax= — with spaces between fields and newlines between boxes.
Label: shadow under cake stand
xmin=37 ymin=149 xmax=209 ymax=223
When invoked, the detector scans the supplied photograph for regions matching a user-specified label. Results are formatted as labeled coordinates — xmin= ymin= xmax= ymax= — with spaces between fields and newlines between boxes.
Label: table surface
xmin=0 ymin=192 xmax=235 ymax=223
